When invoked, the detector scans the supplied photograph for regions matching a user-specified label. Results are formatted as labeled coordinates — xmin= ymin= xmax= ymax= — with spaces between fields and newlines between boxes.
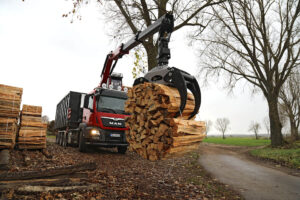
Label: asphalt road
xmin=198 ymin=143 xmax=300 ymax=200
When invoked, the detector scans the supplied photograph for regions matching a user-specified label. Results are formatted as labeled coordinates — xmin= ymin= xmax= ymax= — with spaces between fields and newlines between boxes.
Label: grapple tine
xmin=133 ymin=77 xmax=149 ymax=86
xmin=165 ymin=68 xmax=188 ymax=118
xmin=186 ymin=78 xmax=201 ymax=119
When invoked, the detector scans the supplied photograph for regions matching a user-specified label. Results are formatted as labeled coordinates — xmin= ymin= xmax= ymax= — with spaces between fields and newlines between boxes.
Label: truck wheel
xmin=78 ymin=131 xmax=86 ymax=152
xmin=55 ymin=134 xmax=59 ymax=144
xmin=59 ymin=133 xmax=63 ymax=146
xmin=62 ymin=133 xmax=67 ymax=147
xmin=117 ymin=146 xmax=127 ymax=154
xmin=68 ymin=133 xmax=74 ymax=147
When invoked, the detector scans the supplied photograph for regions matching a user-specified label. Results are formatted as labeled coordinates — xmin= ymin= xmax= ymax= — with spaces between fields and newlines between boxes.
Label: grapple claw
xmin=163 ymin=68 xmax=187 ymax=118
xmin=186 ymin=78 xmax=201 ymax=119
xmin=143 ymin=66 xmax=202 ymax=119
xmin=133 ymin=77 xmax=149 ymax=86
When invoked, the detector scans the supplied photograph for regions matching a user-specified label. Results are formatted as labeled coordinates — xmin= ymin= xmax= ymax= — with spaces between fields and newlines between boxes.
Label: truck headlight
xmin=91 ymin=129 xmax=100 ymax=135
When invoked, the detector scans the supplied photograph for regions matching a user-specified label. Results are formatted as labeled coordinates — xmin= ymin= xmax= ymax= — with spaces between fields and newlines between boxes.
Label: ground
xmin=198 ymin=143 xmax=300 ymax=200
xmin=0 ymin=141 xmax=242 ymax=200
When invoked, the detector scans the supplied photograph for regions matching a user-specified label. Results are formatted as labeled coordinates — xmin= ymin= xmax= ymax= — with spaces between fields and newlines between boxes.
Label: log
xmin=0 ymin=183 xmax=98 ymax=193
xmin=125 ymin=83 xmax=206 ymax=161
xmin=0 ymin=162 xmax=97 ymax=181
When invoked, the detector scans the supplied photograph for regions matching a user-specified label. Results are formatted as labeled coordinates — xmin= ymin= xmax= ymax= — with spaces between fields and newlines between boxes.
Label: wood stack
xmin=0 ymin=84 xmax=23 ymax=149
xmin=125 ymin=83 xmax=206 ymax=161
xmin=18 ymin=105 xmax=47 ymax=149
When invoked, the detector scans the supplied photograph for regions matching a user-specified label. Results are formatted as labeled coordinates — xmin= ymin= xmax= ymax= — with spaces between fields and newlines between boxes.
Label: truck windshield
xmin=97 ymin=96 xmax=126 ymax=113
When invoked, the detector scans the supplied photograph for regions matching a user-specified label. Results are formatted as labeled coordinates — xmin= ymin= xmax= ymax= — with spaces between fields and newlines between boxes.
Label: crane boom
xmin=99 ymin=13 xmax=174 ymax=87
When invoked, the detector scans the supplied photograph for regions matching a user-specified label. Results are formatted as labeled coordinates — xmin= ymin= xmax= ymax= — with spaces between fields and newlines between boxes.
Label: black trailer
xmin=55 ymin=91 xmax=86 ymax=130
xmin=55 ymin=91 xmax=86 ymax=146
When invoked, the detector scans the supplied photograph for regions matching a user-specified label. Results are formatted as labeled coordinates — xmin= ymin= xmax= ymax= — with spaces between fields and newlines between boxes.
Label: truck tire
xmin=78 ymin=131 xmax=86 ymax=152
xmin=59 ymin=133 xmax=63 ymax=146
xmin=62 ymin=133 xmax=67 ymax=147
xmin=55 ymin=134 xmax=59 ymax=144
xmin=57 ymin=133 xmax=61 ymax=145
xmin=117 ymin=146 xmax=127 ymax=154
xmin=68 ymin=132 xmax=74 ymax=147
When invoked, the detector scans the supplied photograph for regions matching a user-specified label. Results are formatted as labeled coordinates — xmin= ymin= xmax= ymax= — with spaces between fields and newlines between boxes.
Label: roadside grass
xmin=203 ymin=137 xmax=270 ymax=147
xmin=250 ymin=145 xmax=300 ymax=168
xmin=46 ymin=134 xmax=56 ymax=139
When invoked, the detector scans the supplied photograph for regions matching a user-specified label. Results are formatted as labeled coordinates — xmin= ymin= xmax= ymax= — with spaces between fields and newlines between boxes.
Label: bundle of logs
xmin=0 ymin=84 xmax=23 ymax=149
xmin=125 ymin=83 xmax=206 ymax=161
xmin=18 ymin=105 xmax=47 ymax=149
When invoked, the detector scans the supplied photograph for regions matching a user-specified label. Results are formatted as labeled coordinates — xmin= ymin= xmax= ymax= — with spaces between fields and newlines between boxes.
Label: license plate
xmin=110 ymin=133 xmax=120 ymax=137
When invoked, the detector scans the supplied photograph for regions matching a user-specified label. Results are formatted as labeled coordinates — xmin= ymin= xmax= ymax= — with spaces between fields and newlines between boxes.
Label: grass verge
xmin=203 ymin=137 xmax=270 ymax=146
xmin=46 ymin=134 xmax=56 ymax=139
xmin=250 ymin=146 xmax=300 ymax=168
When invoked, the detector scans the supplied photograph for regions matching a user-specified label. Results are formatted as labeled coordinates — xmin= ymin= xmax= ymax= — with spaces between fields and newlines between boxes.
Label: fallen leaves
xmin=1 ymin=143 xmax=242 ymax=199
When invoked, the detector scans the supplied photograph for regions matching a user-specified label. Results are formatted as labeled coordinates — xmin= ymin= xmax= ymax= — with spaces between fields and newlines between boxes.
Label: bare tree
xmin=197 ymin=0 xmax=300 ymax=147
xmin=41 ymin=115 xmax=49 ymax=123
xmin=215 ymin=118 xmax=230 ymax=139
xmin=263 ymin=116 xmax=270 ymax=138
xmin=70 ymin=0 xmax=224 ymax=71
xmin=279 ymin=71 xmax=300 ymax=141
xmin=249 ymin=121 xmax=261 ymax=139
xmin=205 ymin=120 xmax=213 ymax=135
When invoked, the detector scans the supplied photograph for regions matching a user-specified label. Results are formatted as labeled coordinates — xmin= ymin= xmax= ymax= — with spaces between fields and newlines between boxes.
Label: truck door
xmin=82 ymin=95 xmax=94 ymax=124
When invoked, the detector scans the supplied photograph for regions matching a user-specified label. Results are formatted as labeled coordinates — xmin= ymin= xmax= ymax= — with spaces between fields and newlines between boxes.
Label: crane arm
xmin=99 ymin=13 xmax=174 ymax=87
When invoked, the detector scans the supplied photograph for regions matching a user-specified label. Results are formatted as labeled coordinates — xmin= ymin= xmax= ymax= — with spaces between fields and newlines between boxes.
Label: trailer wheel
xmin=57 ymin=133 xmax=61 ymax=145
xmin=117 ymin=146 xmax=127 ymax=154
xmin=59 ymin=133 xmax=63 ymax=146
xmin=62 ymin=133 xmax=67 ymax=147
xmin=78 ymin=131 xmax=86 ymax=152
xmin=55 ymin=134 xmax=59 ymax=144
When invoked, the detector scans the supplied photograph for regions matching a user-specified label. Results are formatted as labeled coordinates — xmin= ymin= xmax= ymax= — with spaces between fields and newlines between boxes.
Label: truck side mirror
xmin=84 ymin=95 xmax=89 ymax=108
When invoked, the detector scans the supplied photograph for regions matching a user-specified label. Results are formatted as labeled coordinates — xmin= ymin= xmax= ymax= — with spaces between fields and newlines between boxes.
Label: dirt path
xmin=198 ymin=143 xmax=300 ymax=200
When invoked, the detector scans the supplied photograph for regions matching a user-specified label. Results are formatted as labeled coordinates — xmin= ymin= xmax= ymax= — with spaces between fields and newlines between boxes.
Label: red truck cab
xmin=78 ymin=73 xmax=129 ymax=153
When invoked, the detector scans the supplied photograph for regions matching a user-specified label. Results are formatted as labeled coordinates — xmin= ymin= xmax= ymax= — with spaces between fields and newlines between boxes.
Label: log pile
xmin=0 ymin=84 xmax=23 ymax=149
xmin=125 ymin=83 xmax=206 ymax=161
xmin=18 ymin=105 xmax=47 ymax=149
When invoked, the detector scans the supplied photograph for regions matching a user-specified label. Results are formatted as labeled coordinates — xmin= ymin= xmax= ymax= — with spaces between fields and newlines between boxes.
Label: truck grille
xmin=101 ymin=117 xmax=125 ymax=128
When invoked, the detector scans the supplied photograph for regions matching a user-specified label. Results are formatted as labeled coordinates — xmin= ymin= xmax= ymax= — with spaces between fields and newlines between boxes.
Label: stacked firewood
xmin=125 ymin=83 xmax=206 ymax=161
xmin=0 ymin=84 xmax=23 ymax=149
xmin=18 ymin=105 xmax=47 ymax=149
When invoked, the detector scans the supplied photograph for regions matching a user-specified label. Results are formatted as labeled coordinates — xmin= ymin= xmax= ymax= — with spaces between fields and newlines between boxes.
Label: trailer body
xmin=55 ymin=91 xmax=85 ymax=130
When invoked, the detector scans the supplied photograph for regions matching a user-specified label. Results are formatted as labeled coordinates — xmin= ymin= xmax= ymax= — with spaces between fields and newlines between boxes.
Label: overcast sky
xmin=0 ymin=0 xmax=269 ymax=135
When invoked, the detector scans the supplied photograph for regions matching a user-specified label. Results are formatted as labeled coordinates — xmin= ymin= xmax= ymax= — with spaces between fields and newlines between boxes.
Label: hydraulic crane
xmin=99 ymin=13 xmax=201 ymax=119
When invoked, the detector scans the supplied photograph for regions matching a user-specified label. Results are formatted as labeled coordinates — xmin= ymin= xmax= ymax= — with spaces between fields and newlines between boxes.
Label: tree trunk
xmin=255 ymin=132 xmax=258 ymax=140
xmin=267 ymin=96 xmax=284 ymax=147
xmin=290 ymin=119 xmax=299 ymax=141
xmin=143 ymin=43 xmax=158 ymax=71
xmin=222 ymin=132 xmax=225 ymax=139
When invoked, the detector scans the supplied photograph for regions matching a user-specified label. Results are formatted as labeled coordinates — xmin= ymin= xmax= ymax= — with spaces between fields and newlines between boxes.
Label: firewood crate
xmin=0 ymin=84 xmax=23 ymax=149
xmin=18 ymin=105 xmax=47 ymax=150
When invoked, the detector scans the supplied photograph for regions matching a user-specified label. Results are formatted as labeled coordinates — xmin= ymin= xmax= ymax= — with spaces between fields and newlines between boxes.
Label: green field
xmin=203 ymin=137 xmax=270 ymax=146
xmin=250 ymin=148 xmax=300 ymax=168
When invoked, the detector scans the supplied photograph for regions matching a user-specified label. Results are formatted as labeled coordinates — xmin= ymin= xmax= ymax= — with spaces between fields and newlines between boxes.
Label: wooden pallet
xmin=125 ymin=83 xmax=206 ymax=161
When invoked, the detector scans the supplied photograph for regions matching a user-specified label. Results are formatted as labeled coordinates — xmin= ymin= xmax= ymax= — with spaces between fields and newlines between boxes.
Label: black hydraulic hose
xmin=110 ymin=59 xmax=119 ymax=75
xmin=101 ymin=54 xmax=110 ymax=77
